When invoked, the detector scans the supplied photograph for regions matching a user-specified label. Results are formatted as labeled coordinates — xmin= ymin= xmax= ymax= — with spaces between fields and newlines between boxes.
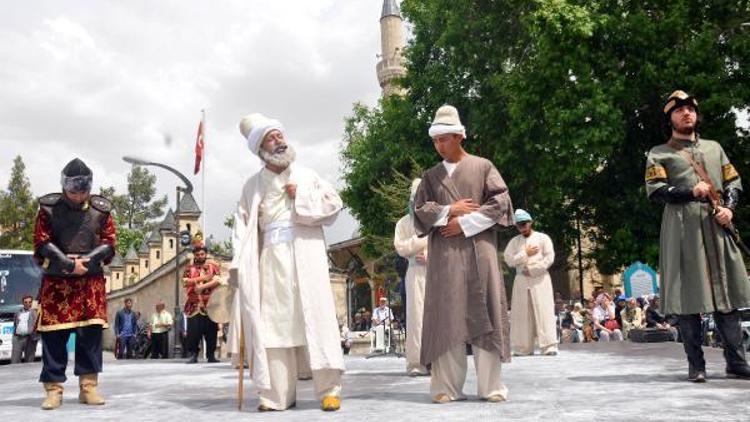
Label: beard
xmin=259 ymin=143 xmax=296 ymax=169
xmin=674 ymin=123 xmax=695 ymax=136
xmin=671 ymin=116 xmax=696 ymax=136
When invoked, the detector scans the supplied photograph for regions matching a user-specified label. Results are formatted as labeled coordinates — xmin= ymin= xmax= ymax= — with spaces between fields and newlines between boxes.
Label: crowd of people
xmin=557 ymin=288 xmax=678 ymax=344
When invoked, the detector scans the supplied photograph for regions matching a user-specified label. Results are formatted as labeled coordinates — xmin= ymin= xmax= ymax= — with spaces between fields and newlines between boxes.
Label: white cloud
xmin=0 ymin=0 xmax=388 ymax=244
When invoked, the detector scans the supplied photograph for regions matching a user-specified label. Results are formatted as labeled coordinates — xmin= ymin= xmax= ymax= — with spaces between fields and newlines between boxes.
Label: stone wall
xmin=105 ymin=252 xmax=192 ymax=351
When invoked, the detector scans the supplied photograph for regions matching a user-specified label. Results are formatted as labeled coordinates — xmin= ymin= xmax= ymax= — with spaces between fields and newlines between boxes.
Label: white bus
xmin=0 ymin=250 xmax=43 ymax=362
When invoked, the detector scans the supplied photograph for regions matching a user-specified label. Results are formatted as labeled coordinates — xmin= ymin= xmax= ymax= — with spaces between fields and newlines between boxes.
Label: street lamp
xmin=122 ymin=156 xmax=193 ymax=359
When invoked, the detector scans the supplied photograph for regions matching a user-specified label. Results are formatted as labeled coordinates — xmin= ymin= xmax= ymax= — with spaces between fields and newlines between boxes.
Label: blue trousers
xmin=39 ymin=325 xmax=103 ymax=383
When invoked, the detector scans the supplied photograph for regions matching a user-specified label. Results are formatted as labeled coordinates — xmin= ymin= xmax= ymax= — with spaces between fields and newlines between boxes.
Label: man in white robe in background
xmin=393 ymin=178 xmax=430 ymax=376
xmin=229 ymin=113 xmax=344 ymax=412
xmin=504 ymin=209 xmax=558 ymax=356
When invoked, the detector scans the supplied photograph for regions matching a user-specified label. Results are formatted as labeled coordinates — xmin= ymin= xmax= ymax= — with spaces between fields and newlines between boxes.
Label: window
xmin=169 ymin=239 xmax=174 ymax=249
xmin=145 ymin=260 xmax=149 ymax=269
xmin=156 ymin=250 xmax=160 ymax=259
xmin=186 ymin=223 xmax=192 ymax=233
xmin=131 ymin=266 xmax=135 ymax=273
xmin=116 ymin=273 xmax=120 ymax=280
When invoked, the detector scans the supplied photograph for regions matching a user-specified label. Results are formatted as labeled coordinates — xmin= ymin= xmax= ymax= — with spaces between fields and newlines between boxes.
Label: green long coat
xmin=645 ymin=138 xmax=750 ymax=314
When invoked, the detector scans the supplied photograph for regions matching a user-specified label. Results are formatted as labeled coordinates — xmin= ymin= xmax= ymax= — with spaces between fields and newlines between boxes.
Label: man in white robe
xmin=393 ymin=178 xmax=429 ymax=376
xmin=229 ymin=113 xmax=344 ymax=412
xmin=503 ymin=209 xmax=558 ymax=356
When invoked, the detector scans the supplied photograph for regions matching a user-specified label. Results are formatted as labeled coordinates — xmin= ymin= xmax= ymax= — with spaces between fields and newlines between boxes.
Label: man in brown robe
xmin=413 ymin=104 xmax=514 ymax=403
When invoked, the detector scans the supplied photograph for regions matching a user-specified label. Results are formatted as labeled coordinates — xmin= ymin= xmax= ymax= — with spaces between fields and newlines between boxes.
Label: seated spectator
xmin=613 ymin=288 xmax=626 ymax=302
xmin=370 ymin=298 xmax=394 ymax=352
xmin=560 ymin=304 xmax=583 ymax=343
xmin=645 ymin=297 xmax=678 ymax=341
xmin=581 ymin=309 xmax=597 ymax=343
xmin=569 ymin=303 xmax=584 ymax=342
xmin=592 ymin=294 xmax=624 ymax=342
xmin=352 ymin=313 xmax=365 ymax=331
xmin=614 ymin=298 xmax=626 ymax=328
xmin=362 ymin=311 xmax=372 ymax=331
xmin=621 ymin=298 xmax=645 ymax=339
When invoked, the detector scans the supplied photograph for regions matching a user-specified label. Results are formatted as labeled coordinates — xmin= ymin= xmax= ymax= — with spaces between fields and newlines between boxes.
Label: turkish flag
xmin=194 ymin=120 xmax=204 ymax=174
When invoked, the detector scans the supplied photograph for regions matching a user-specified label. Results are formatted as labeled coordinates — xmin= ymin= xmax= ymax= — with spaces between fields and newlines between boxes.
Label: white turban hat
xmin=428 ymin=104 xmax=466 ymax=139
xmin=238 ymin=113 xmax=284 ymax=156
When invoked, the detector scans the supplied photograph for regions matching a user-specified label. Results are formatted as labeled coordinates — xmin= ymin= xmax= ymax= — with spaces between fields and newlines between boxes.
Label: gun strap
xmin=667 ymin=138 xmax=721 ymax=204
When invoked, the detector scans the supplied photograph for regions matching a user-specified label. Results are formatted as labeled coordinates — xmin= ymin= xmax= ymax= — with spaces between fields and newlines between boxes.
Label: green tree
xmin=341 ymin=0 xmax=750 ymax=279
xmin=0 ymin=156 xmax=36 ymax=249
xmin=100 ymin=166 xmax=167 ymax=256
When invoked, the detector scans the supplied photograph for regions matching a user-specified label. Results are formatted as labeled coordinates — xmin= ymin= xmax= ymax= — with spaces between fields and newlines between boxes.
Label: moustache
xmin=273 ymin=145 xmax=288 ymax=154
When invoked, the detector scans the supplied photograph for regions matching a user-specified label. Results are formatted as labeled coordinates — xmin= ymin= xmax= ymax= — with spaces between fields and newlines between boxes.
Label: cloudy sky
xmin=0 ymin=0 xmax=392 ymax=244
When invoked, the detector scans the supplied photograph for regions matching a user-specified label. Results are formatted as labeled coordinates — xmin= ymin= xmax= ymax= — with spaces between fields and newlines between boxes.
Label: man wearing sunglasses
xmin=504 ymin=209 xmax=557 ymax=356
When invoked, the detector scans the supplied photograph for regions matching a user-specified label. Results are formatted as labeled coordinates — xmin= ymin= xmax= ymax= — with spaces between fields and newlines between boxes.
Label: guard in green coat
xmin=645 ymin=90 xmax=750 ymax=382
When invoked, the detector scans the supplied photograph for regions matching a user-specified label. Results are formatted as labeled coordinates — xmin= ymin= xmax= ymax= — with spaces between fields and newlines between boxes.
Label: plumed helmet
xmin=663 ymin=90 xmax=698 ymax=116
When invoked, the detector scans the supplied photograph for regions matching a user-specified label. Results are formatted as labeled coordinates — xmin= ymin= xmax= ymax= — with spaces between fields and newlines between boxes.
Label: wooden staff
xmin=238 ymin=319 xmax=245 ymax=410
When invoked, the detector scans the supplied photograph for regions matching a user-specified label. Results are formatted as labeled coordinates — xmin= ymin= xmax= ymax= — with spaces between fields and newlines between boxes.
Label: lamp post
xmin=123 ymin=156 xmax=193 ymax=359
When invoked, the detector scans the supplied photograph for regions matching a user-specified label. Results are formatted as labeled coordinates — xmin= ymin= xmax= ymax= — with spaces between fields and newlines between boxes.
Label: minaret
xmin=377 ymin=0 xmax=407 ymax=97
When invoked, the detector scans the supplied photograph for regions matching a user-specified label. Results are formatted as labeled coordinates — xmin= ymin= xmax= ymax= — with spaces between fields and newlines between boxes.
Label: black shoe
xmin=726 ymin=365 xmax=750 ymax=379
xmin=207 ymin=357 xmax=220 ymax=363
xmin=186 ymin=355 xmax=198 ymax=364
xmin=688 ymin=366 xmax=706 ymax=383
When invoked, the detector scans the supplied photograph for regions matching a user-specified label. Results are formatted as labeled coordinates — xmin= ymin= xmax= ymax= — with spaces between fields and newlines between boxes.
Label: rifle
xmin=668 ymin=139 xmax=750 ymax=257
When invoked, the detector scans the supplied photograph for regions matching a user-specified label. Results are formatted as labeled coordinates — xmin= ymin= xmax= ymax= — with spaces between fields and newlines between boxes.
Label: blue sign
xmin=2 ymin=325 xmax=13 ymax=335
xmin=622 ymin=261 xmax=658 ymax=298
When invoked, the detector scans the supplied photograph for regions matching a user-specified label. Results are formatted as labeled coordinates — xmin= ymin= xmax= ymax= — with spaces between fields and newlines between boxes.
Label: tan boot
xmin=78 ymin=374 xmax=105 ymax=405
xmin=41 ymin=383 xmax=63 ymax=410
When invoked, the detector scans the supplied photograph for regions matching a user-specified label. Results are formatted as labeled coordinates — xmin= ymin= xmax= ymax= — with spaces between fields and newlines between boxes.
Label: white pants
xmin=370 ymin=324 xmax=390 ymax=352
xmin=430 ymin=344 xmax=508 ymax=401
xmin=296 ymin=346 xmax=312 ymax=379
xmin=259 ymin=347 xmax=342 ymax=410
xmin=510 ymin=280 xmax=558 ymax=355
xmin=406 ymin=268 xmax=427 ymax=373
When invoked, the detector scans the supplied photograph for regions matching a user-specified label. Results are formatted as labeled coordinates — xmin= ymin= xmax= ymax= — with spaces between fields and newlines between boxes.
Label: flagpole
xmin=201 ymin=109 xmax=206 ymax=233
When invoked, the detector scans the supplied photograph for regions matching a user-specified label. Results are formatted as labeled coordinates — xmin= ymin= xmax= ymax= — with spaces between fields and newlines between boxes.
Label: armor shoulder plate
xmin=89 ymin=195 xmax=113 ymax=213
xmin=38 ymin=192 xmax=63 ymax=206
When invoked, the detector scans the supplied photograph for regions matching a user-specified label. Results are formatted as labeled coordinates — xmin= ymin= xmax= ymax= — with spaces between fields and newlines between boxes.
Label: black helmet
xmin=60 ymin=158 xmax=93 ymax=192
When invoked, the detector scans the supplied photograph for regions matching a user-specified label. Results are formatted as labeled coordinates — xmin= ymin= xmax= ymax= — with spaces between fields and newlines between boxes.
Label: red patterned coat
xmin=33 ymin=204 xmax=116 ymax=332
xmin=183 ymin=261 xmax=221 ymax=318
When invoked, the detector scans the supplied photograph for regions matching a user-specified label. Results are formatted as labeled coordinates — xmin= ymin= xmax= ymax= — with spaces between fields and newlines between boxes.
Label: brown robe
xmin=414 ymin=154 xmax=513 ymax=365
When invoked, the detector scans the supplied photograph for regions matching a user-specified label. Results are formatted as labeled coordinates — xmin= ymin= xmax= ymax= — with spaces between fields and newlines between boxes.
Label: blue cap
xmin=514 ymin=209 xmax=532 ymax=223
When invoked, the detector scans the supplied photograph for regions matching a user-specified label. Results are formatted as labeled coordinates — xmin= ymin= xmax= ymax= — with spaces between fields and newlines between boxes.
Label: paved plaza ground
xmin=1 ymin=341 xmax=748 ymax=421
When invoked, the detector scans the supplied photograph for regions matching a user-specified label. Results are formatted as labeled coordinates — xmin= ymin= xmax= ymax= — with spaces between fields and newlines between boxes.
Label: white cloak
xmin=229 ymin=164 xmax=344 ymax=390
xmin=503 ymin=231 xmax=557 ymax=353
xmin=393 ymin=213 xmax=428 ymax=368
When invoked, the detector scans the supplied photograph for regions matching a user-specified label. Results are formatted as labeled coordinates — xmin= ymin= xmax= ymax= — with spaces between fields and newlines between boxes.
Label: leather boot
xmin=715 ymin=311 xmax=750 ymax=379
xmin=41 ymin=382 xmax=63 ymax=410
xmin=78 ymin=374 xmax=105 ymax=405
xmin=678 ymin=314 xmax=706 ymax=381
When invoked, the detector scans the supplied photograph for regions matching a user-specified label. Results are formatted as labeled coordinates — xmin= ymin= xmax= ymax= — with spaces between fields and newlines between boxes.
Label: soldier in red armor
xmin=33 ymin=158 xmax=116 ymax=410
xmin=183 ymin=237 xmax=222 ymax=363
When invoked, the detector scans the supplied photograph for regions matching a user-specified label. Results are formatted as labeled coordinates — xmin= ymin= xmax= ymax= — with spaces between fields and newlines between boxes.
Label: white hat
xmin=238 ymin=113 xmax=284 ymax=155
xmin=428 ymin=104 xmax=466 ymax=138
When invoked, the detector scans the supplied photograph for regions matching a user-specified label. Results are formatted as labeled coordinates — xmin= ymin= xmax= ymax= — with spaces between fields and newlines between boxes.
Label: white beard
xmin=259 ymin=144 xmax=296 ymax=169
